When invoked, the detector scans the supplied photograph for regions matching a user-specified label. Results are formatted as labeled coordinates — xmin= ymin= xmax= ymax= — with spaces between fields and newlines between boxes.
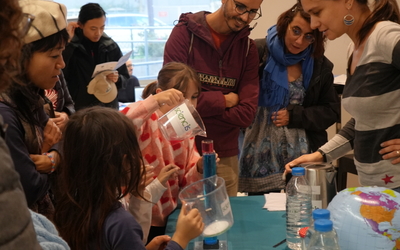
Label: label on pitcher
xmin=166 ymin=102 xmax=196 ymax=137
xmin=221 ymin=198 xmax=231 ymax=216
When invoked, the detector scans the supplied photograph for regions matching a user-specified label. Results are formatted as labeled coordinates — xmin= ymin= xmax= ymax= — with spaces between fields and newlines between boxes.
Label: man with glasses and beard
xmin=163 ymin=0 xmax=262 ymax=201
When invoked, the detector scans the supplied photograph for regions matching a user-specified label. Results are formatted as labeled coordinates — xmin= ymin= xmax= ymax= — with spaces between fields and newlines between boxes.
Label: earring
xmin=343 ymin=13 xmax=354 ymax=25
xmin=344 ymin=2 xmax=354 ymax=26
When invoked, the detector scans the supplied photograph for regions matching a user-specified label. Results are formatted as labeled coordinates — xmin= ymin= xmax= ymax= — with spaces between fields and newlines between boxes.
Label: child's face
xmin=182 ymin=80 xmax=199 ymax=108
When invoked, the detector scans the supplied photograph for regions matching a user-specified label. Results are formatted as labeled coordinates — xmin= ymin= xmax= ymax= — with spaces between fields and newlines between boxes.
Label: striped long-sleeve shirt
xmin=320 ymin=21 xmax=400 ymax=189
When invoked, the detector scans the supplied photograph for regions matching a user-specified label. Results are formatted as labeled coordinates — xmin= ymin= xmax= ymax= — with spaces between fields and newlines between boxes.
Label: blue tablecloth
xmin=166 ymin=195 xmax=289 ymax=250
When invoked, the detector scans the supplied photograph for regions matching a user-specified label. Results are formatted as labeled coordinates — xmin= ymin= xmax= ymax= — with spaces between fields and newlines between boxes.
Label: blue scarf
xmin=259 ymin=25 xmax=314 ymax=113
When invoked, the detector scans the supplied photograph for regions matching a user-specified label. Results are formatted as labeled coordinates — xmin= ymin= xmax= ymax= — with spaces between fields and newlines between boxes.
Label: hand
xmin=153 ymin=89 xmax=184 ymax=108
xmin=145 ymin=235 xmax=171 ymax=250
xmin=157 ymin=164 xmax=179 ymax=187
xmin=30 ymin=151 xmax=59 ymax=173
xmin=380 ymin=139 xmax=400 ymax=164
xmin=66 ymin=21 xmax=78 ymax=42
xmin=271 ymin=108 xmax=289 ymax=127
xmin=196 ymin=152 xmax=220 ymax=174
xmin=42 ymin=119 xmax=62 ymax=153
xmin=172 ymin=201 xmax=204 ymax=249
xmin=224 ymin=92 xmax=239 ymax=108
xmin=106 ymin=71 xmax=119 ymax=83
xmin=284 ymin=152 xmax=323 ymax=175
xmin=50 ymin=111 xmax=69 ymax=131
xmin=143 ymin=165 xmax=156 ymax=187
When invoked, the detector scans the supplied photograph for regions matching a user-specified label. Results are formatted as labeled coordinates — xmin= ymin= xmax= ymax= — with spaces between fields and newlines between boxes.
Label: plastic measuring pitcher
xmin=179 ymin=175 xmax=234 ymax=237
xmin=158 ymin=99 xmax=206 ymax=142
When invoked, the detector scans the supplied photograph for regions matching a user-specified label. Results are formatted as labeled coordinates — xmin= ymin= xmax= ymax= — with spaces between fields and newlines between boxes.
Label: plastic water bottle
xmin=301 ymin=209 xmax=332 ymax=249
xmin=308 ymin=219 xmax=340 ymax=250
xmin=286 ymin=167 xmax=312 ymax=250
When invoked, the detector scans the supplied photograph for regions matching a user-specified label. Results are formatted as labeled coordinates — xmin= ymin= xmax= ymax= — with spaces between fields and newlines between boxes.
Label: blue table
xmin=166 ymin=195 xmax=289 ymax=250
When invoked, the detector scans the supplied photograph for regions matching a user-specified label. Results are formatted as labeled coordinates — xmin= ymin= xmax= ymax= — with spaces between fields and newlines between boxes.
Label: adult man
xmin=163 ymin=0 xmax=262 ymax=196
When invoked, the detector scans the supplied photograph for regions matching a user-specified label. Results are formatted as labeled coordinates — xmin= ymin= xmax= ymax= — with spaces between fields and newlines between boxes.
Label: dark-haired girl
xmin=54 ymin=107 xmax=203 ymax=250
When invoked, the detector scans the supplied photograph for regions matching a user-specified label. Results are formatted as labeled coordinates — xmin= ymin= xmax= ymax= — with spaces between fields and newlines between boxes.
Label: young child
xmin=54 ymin=107 xmax=204 ymax=250
xmin=123 ymin=62 xmax=205 ymax=241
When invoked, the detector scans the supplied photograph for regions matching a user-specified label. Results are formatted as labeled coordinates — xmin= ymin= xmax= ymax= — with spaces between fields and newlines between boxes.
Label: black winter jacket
xmin=63 ymin=29 xmax=129 ymax=110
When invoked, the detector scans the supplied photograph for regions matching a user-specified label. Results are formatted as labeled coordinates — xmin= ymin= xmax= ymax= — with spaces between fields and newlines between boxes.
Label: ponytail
xmin=141 ymin=81 xmax=158 ymax=99
xmin=358 ymin=0 xmax=400 ymax=44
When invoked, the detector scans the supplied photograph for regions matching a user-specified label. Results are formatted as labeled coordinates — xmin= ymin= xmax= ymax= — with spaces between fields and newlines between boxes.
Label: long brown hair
xmin=54 ymin=107 xmax=145 ymax=249
xmin=358 ymin=0 xmax=400 ymax=45
xmin=277 ymin=3 xmax=325 ymax=58
xmin=0 ymin=0 xmax=24 ymax=92
xmin=142 ymin=62 xmax=201 ymax=99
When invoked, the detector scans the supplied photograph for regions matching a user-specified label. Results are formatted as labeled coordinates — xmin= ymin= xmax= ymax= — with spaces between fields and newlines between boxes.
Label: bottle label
xmin=297 ymin=184 xmax=311 ymax=194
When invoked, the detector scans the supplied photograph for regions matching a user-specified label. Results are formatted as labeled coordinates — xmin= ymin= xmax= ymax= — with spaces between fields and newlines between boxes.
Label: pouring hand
xmin=153 ymin=89 xmax=184 ymax=108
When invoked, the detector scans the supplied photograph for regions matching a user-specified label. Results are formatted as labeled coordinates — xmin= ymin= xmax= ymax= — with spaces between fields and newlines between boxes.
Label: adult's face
xmin=284 ymin=13 xmax=314 ymax=55
xmin=79 ymin=16 xmax=105 ymax=42
xmin=27 ymin=45 xmax=65 ymax=90
xmin=300 ymin=0 xmax=349 ymax=40
xmin=222 ymin=0 xmax=263 ymax=33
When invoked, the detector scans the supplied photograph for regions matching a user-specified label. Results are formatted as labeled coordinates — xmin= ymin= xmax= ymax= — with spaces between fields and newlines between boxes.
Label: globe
xmin=327 ymin=186 xmax=400 ymax=250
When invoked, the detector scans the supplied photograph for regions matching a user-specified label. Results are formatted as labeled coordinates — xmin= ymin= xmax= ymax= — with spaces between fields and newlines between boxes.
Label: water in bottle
xmin=286 ymin=167 xmax=312 ymax=250
xmin=301 ymin=209 xmax=332 ymax=249
xmin=308 ymin=219 xmax=340 ymax=250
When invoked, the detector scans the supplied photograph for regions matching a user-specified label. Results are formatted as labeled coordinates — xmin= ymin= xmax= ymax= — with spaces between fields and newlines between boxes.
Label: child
xmin=54 ymin=107 xmax=204 ymax=250
xmin=123 ymin=62 xmax=204 ymax=241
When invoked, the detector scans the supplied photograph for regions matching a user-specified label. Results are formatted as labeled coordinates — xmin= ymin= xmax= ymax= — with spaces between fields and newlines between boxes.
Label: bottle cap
xmin=292 ymin=167 xmax=305 ymax=176
xmin=313 ymin=209 xmax=330 ymax=220
xmin=314 ymin=219 xmax=333 ymax=232
xmin=202 ymin=140 xmax=214 ymax=153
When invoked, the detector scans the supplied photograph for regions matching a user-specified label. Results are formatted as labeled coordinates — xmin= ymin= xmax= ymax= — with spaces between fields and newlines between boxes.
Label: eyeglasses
xmin=20 ymin=13 xmax=35 ymax=37
xmin=288 ymin=24 xmax=315 ymax=44
xmin=232 ymin=0 xmax=262 ymax=20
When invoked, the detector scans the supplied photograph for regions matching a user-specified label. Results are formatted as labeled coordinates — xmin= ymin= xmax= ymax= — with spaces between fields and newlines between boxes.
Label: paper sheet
xmin=91 ymin=50 xmax=133 ymax=77
xmin=263 ymin=193 xmax=286 ymax=211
